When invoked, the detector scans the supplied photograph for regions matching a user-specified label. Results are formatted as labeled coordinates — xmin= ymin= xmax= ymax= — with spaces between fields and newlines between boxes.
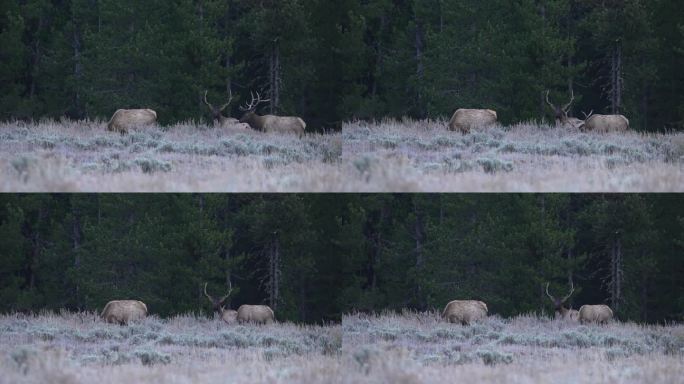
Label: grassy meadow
xmin=0 ymin=311 xmax=342 ymax=384
xmin=343 ymin=119 xmax=684 ymax=192
xmin=2 ymin=119 xmax=683 ymax=192
xmin=3 ymin=311 xmax=681 ymax=383
xmin=0 ymin=120 xmax=343 ymax=192
xmin=342 ymin=312 xmax=684 ymax=383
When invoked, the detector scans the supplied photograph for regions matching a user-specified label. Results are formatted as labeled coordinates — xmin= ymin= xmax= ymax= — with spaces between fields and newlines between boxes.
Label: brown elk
xmin=442 ymin=300 xmax=488 ymax=325
xmin=239 ymin=92 xmax=306 ymax=136
xmin=203 ymin=89 xmax=246 ymax=129
xmin=582 ymin=113 xmax=629 ymax=133
xmin=578 ymin=305 xmax=613 ymax=324
xmin=545 ymin=90 xmax=584 ymax=129
xmin=545 ymin=281 xmax=579 ymax=321
xmin=107 ymin=109 xmax=157 ymax=134
xmin=204 ymin=281 xmax=238 ymax=325
xmin=101 ymin=300 xmax=148 ymax=325
xmin=447 ymin=109 xmax=498 ymax=133
xmin=204 ymin=281 xmax=275 ymax=325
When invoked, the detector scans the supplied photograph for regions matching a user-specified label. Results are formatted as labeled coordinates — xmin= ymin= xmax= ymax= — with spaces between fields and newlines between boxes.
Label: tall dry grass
xmin=0 ymin=120 xmax=342 ymax=192
xmin=0 ymin=311 xmax=341 ymax=384
xmin=342 ymin=119 xmax=684 ymax=192
xmin=341 ymin=311 xmax=684 ymax=383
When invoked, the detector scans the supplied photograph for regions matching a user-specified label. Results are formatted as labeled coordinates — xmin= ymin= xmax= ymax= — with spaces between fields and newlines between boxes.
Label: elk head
xmin=239 ymin=91 xmax=270 ymax=123
xmin=545 ymin=89 xmax=575 ymax=125
xmin=203 ymin=89 xmax=234 ymax=123
xmin=204 ymin=281 xmax=233 ymax=313
xmin=545 ymin=279 xmax=575 ymax=318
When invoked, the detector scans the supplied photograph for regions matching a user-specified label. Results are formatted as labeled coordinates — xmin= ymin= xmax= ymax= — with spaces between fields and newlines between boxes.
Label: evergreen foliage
xmin=0 ymin=1 xmax=682 ymax=130
xmin=0 ymin=194 xmax=682 ymax=323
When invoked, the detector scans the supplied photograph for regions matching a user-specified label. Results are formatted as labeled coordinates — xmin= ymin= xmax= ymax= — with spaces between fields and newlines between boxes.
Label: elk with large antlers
xmin=545 ymin=89 xmax=584 ymax=129
xmin=239 ymin=92 xmax=306 ymax=136
xmin=203 ymin=89 xmax=247 ymax=129
xmin=204 ymin=281 xmax=275 ymax=325
xmin=545 ymin=280 xmax=579 ymax=321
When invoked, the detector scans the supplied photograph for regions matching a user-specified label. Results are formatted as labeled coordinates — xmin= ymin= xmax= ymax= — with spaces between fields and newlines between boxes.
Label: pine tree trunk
xmin=71 ymin=5 xmax=84 ymax=118
xmin=268 ymin=233 xmax=281 ymax=311
xmin=610 ymin=236 xmax=623 ymax=311
xmin=269 ymin=41 xmax=281 ymax=113
xmin=610 ymin=44 xmax=623 ymax=114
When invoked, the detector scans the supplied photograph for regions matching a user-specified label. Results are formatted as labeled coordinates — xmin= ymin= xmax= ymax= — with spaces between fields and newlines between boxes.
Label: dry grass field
xmin=343 ymin=119 xmax=684 ymax=192
xmin=1 ymin=311 xmax=682 ymax=383
xmin=0 ymin=312 xmax=342 ymax=384
xmin=2 ymin=119 xmax=682 ymax=192
xmin=0 ymin=120 xmax=342 ymax=192
xmin=342 ymin=312 xmax=684 ymax=383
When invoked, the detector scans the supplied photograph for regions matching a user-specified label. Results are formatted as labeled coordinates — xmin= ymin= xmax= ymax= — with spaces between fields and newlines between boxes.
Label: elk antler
xmin=562 ymin=88 xmax=575 ymax=113
xmin=545 ymin=282 xmax=556 ymax=301
xmin=218 ymin=279 xmax=233 ymax=303
xmin=203 ymin=282 xmax=213 ymax=301
xmin=546 ymin=281 xmax=574 ymax=304
xmin=560 ymin=279 xmax=574 ymax=303
xmin=203 ymin=89 xmax=233 ymax=112
xmin=544 ymin=90 xmax=554 ymax=111
xmin=204 ymin=281 xmax=233 ymax=305
xmin=582 ymin=110 xmax=594 ymax=120
xmin=240 ymin=91 xmax=271 ymax=111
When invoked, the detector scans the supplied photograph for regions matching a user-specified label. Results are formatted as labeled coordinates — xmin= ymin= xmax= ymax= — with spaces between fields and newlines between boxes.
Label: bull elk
xmin=203 ymin=89 xmax=246 ymax=129
xmin=447 ymin=109 xmax=498 ymax=134
xmin=204 ymin=281 xmax=275 ymax=325
xmin=545 ymin=90 xmax=584 ymax=129
xmin=204 ymin=282 xmax=237 ymax=324
xmin=239 ymin=92 xmax=306 ymax=136
xmin=100 ymin=300 xmax=148 ymax=325
xmin=442 ymin=300 xmax=488 ymax=325
xmin=107 ymin=109 xmax=157 ymax=134
xmin=545 ymin=281 xmax=579 ymax=321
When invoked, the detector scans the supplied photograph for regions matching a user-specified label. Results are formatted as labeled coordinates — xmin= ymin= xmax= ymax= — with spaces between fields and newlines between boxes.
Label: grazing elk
xmin=447 ymin=109 xmax=498 ymax=134
xmin=582 ymin=113 xmax=629 ymax=133
xmin=545 ymin=90 xmax=584 ymax=129
xmin=442 ymin=300 xmax=488 ymax=325
xmin=545 ymin=281 xmax=579 ymax=321
xmin=100 ymin=300 xmax=148 ymax=325
xmin=579 ymin=304 xmax=614 ymax=324
xmin=239 ymin=92 xmax=306 ymax=136
xmin=204 ymin=281 xmax=275 ymax=325
xmin=203 ymin=89 xmax=247 ymax=129
xmin=204 ymin=282 xmax=238 ymax=324
xmin=107 ymin=109 xmax=157 ymax=134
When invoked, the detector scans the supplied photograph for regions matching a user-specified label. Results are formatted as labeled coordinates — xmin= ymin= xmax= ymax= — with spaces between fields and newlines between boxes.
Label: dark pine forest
xmin=0 ymin=194 xmax=682 ymax=323
xmin=1 ymin=0 xmax=683 ymax=131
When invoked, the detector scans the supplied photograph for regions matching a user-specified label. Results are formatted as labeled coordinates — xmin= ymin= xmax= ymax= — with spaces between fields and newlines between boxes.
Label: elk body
xmin=447 ymin=109 xmax=498 ymax=133
xmin=203 ymin=90 xmax=248 ymax=129
xmin=100 ymin=300 xmax=147 ymax=325
xmin=582 ymin=114 xmax=629 ymax=133
xmin=545 ymin=281 xmax=579 ymax=321
xmin=578 ymin=304 xmax=613 ymax=324
xmin=239 ymin=92 xmax=306 ymax=136
xmin=237 ymin=305 xmax=275 ymax=324
xmin=107 ymin=109 xmax=157 ymax=134
xmin=204 ymin=281 xmax=275 ymax=325
xmin=442 ymin=300 xmax=488 ymax=325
